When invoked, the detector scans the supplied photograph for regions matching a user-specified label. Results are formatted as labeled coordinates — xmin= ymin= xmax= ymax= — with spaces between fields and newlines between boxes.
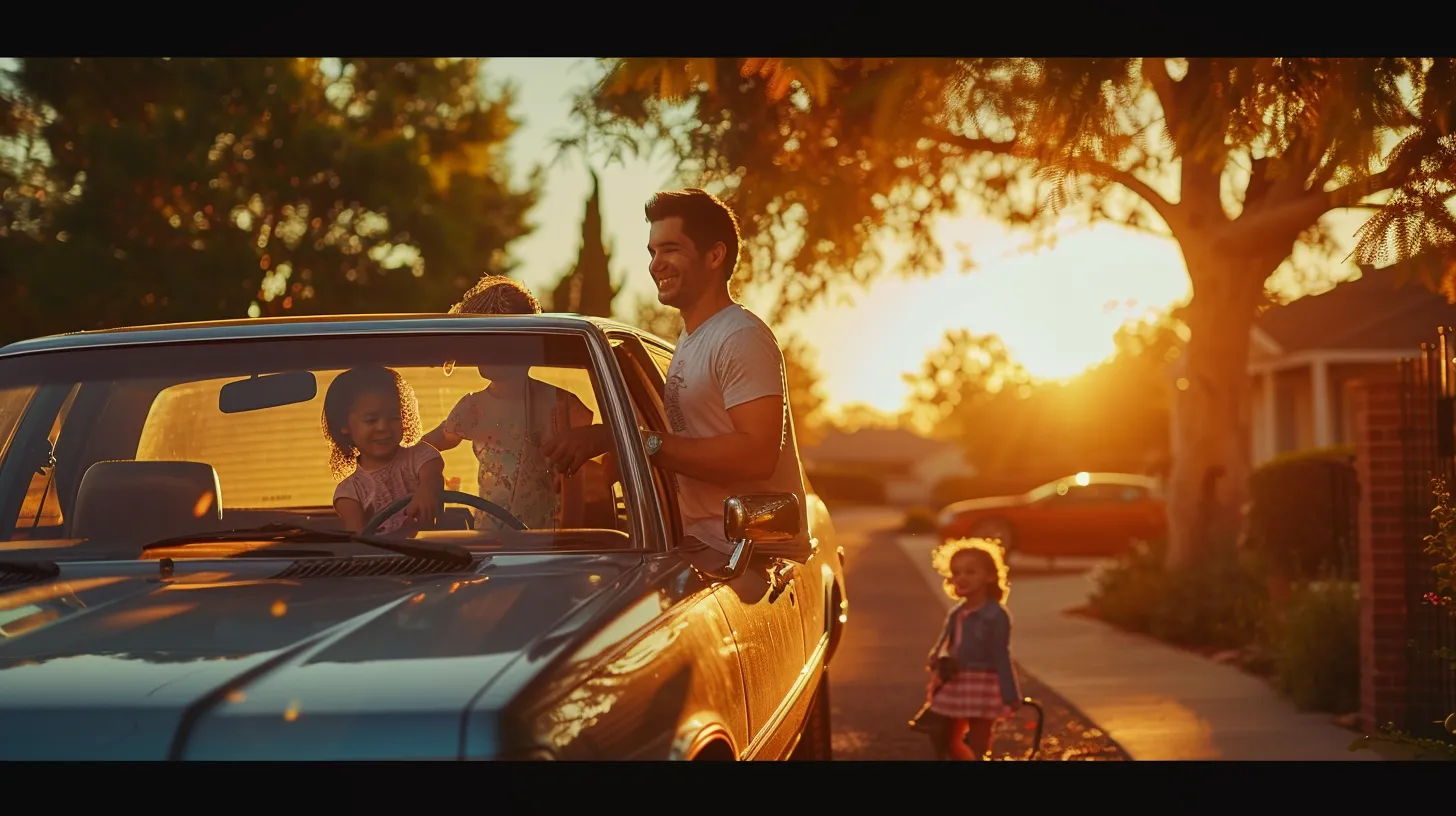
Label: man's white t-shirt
xmin=663 ymin=304 xmax=807 ymax=554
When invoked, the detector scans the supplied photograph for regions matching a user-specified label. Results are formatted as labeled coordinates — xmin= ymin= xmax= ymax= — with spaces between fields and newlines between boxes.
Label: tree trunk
xmin=1164 ymin=246 xmax=1268 ymax=571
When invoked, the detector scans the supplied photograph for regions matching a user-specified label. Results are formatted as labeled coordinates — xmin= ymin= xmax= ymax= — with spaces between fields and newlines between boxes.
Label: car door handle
xmin=768 ymin=561 xmax=797 ymax=603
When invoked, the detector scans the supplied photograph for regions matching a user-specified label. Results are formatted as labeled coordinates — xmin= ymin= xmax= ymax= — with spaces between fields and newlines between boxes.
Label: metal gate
xmin=1397 ymin=327 xmax=1456 ymax=743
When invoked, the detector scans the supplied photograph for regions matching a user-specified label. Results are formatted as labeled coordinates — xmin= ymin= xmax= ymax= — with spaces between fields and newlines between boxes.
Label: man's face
xmin=648 ymin=216 xmax=720 ymax=308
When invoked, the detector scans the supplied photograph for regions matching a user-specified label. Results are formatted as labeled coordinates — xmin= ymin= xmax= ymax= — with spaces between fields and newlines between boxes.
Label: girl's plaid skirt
xmin=929 ymin=669 xmax=1013 ymax=720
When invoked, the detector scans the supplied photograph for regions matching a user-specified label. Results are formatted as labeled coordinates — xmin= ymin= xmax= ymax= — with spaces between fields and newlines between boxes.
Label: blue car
xmin=0 ymin=313 xmax=847 ymax=760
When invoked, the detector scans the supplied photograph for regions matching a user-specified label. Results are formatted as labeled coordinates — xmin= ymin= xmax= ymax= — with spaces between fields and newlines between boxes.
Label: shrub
xmin=1244 ymin=445 xmax=1358 ymax=581
xmin=1086 ymin=538 xmax=1167 ymax=633
xmin=1272 ymin=579 xmax=1360 ymax=713
xmin=1088 ymin=536 xmax=1268 ymax=651
xmin=902 ymin=506 xmax=937 ymax=534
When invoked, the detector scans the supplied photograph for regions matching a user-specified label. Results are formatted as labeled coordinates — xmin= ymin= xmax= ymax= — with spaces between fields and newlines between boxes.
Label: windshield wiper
xmin=138 ymin=523 xmax=474 ymax=568
xmin=0 ymin=559 xmax=60 ymax=579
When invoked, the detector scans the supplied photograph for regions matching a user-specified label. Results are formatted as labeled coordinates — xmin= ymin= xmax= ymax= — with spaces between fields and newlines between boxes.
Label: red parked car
xmin=937 ymin=472 xmax=1165 ymax=558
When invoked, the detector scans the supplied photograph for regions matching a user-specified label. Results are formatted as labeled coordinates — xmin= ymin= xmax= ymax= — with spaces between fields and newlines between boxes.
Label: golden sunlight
xmin=780 ymin=221 xmax=1192 ymax=413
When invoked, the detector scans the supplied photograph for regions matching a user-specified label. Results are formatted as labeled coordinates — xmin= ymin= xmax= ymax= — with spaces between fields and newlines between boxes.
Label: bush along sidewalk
xmin=1349 ymin=477 xmax=1456 ymax=761
xmin=1084 ymin=540 xmax=1363 ymax=718
xmin=1082 ymin=447 xmax=1368 ymax=718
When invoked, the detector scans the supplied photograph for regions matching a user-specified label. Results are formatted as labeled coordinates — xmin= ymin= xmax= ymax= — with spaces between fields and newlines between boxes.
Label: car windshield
xmin=0 ymin=329 xmax=637 ymax=562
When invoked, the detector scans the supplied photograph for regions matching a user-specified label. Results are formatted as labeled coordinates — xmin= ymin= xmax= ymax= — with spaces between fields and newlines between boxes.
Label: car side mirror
xmin=722 ymin=493 xmax=802 ymax=579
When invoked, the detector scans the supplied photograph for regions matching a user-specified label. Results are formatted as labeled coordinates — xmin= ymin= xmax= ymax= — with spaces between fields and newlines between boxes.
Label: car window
xmin=608 ymin=333 xmax=681 ymax=544
xmin=0 ymin=331 xmax=637 ymax=558
xmin=644 ymin=343 xmax=673 ymax=382
xmin=10 ymin=385 xmax=77 ymax=536
xmin=135 ymin=364 xmax=602 ymax=510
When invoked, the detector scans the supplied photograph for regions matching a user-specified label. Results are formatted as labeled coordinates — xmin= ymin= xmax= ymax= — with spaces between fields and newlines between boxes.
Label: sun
xmin=782 ymin=221 xmax=1192 ymax=414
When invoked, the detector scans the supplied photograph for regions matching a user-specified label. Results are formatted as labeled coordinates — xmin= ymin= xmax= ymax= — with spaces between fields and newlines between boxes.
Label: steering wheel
xmin=361 ymin=490 xmax=528 ymax=536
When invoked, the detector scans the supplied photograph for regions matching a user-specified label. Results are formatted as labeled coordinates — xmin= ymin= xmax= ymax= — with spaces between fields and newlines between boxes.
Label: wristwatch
xmin=641 ymin=428 xmax=663 ymax=457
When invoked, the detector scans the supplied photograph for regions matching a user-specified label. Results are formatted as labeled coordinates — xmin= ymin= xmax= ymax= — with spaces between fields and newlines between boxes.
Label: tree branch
xmin=1141 ymin=58 xmax=1181 ymax=138
xmin=940 ymin=132 xmax=1184 ymax=234
xmin=1221 ymin=156 xmax=1413 ymax=252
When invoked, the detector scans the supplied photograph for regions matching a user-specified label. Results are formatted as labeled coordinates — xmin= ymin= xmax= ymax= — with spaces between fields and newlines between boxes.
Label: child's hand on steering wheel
xmin=402 ymin=486 xmax=440 ymax=527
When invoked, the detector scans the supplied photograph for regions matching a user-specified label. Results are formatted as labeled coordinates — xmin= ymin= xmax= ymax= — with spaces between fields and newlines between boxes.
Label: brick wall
xmin=1349 ymin=378 xmax=1410 ymax=733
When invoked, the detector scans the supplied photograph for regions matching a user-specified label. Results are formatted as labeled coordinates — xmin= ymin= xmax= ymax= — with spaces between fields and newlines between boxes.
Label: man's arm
xmin=540 ymin=325 xmax=787 ymax=485
xmin=651 ymin=396 xmax=782 ymax=485
xmin=652 ymin=324 xmax=786 ymax=485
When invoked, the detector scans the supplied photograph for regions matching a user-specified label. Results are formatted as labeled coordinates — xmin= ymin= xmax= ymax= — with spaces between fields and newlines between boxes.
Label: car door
xmin=1017 ymin=482 xmax=1108 ymax=554
xmin=1029 ymin=483 xmax=1146 ymax=555
xmin=1087 ymin=483 xmax=1162 ymax=552
xmin=611 ymin=332 xmax=806 ymax=756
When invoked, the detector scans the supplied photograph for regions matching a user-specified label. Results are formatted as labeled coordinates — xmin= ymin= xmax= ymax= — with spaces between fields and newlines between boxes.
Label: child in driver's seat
xmin=323 ymin=366 xmax=445 ymax=535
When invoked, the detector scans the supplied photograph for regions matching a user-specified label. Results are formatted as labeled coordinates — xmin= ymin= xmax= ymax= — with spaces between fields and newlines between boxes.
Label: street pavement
xmin=821 ymin=504 xmax=1379 ymax=761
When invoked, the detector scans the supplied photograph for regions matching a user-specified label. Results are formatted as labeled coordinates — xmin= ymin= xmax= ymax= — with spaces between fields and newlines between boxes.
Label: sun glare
xmin=780 ymin=220 xmax=1192 ymax=414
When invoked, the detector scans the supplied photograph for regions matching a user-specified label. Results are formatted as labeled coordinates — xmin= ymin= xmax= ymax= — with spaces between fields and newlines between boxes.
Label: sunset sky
xmin=483 ymin=59 xmax=1356 ymax=416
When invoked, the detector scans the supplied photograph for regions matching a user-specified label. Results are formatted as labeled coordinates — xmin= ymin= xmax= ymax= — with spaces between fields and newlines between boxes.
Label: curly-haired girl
xmin=322 ymin=366 xmax=444 ymax=535
xmin=923 ymin=537 xmax=1022 ymax=760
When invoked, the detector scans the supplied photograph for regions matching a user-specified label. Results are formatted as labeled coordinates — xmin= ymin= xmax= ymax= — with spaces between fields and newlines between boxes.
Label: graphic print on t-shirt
xmin=665 ymin=370 xmax=688 ymax=434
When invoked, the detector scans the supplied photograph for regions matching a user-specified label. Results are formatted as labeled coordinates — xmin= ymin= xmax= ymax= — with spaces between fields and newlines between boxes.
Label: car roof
xmin=1061 ymin=472 xmax=1160 ymax=488
xmin=0 ymin=313 xmax=674 ymax=359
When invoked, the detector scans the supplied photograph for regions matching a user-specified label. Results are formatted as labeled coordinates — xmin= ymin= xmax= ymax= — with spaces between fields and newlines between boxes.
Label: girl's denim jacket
xmin=929 ymin=600 xmax=1020 ymax=705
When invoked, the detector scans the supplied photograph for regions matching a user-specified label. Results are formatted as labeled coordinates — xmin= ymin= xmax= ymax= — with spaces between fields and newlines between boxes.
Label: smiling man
xmin=539 ymin=188 xmax=805 ymax=578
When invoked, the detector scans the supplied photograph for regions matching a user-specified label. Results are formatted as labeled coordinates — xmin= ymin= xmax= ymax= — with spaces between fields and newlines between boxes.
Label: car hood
xmin=0 ymin=552 xmax=640 ymax=760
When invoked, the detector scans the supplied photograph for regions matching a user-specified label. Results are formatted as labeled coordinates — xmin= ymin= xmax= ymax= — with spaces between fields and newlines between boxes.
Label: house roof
xmin=1253 ymin=264 xmax=1456 ymax=355
xmin=802 ymin=427 xmax=958 ymax=466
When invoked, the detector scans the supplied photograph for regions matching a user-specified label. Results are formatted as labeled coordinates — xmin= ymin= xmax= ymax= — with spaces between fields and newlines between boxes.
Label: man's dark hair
xmin=644 ymin=188 xmax=741 ymax=278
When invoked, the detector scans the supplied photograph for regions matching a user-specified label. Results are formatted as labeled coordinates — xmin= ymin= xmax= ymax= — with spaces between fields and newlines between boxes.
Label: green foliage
xmin=1354 ymin=477 xmax=1456 ymax=753
xmin=549 ymin=169 xmax=620 ymax=318
xmin=902 ymin=506 xmax=937 ymax=534
xmin=1423 ymin=477 xmax=1456 ymax=607
xmin=1244 ymin=445 xmax=1358 ymax=580
xmin=1271 ymin=580 xmax=1360 ymax=713
xmin=1350 ymin=723 xmax=1456 ymax=760
xmin=905 ymin=308 xmax=1182 ymax=484
xmin=1087 ymin=537 xmax=1268 ymax=651
xmin=0 ymin=58 xmax=539 ymax=344
xmin=576 ymin=58 xmax=1456 ymax=323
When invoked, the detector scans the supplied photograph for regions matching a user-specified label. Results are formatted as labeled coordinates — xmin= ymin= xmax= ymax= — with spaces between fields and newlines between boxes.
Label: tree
xmin=904 ymin=310 xmax=1184 ymax=500
xmin=902 ymin=328 xmax=1028 ymax=441
xmin=0 ymin=57 xmax=539 ymax=344
xmin=575 ymin=57 xmax=1456 ymax=568
xmin=630 ymin=294 xmax=683 ymax=340
xmin=549 ymin=168 xmax=621 ymax=316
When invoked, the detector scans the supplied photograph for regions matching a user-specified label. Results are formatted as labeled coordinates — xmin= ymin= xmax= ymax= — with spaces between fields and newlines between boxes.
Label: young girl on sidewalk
xmin=923 ymin=538 xmax=1022 ymax=760
xmin=324 ymin=366 xmax=445 ymax=535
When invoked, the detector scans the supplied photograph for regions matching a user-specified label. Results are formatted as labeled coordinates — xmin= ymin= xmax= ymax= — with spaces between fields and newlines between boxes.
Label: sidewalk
xmin=896 ymin=533 xmax=1378 ymax=761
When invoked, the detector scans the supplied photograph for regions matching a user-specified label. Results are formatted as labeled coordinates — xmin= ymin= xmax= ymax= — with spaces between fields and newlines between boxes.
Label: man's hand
xmin=540 ymin=424 xmax=612 ymax=477
xmin=402 ymin=485 xmax=440 ymax=527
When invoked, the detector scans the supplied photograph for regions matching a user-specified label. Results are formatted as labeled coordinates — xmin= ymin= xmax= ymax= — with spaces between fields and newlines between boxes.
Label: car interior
xmin=1 ymin=345 xmax=667 ymax=558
